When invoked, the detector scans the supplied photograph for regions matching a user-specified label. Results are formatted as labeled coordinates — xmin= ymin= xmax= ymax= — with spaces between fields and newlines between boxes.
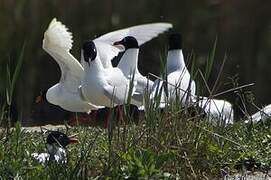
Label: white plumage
xmin=94 ymin=22 xmax=173 ymax=69
xmin=166 ymin=49 xmax=196 ymax=104
xmin=32 ymin=147 xmax=66 ymax=164
xmin=95 ymin=22 xmax=173 ymax=46
xmin=81 ymin=41 xmax=135 ymax=107
xmin=245 ymin=104 xmax=271 ymax=123
xmin=150 ymin=34 xmax=196 ymax=107
xmin=116 ymin=37 xmax=162 ymax=107
xmin=44 ymin=18 xmax=173 ymax=112
xmin=149 ymin=33 xmax=234 ymax=125
xmin=194 ymin=96 xmax=234 ymax=125
xmin=43 ymin=18 xmax=101 ymax=113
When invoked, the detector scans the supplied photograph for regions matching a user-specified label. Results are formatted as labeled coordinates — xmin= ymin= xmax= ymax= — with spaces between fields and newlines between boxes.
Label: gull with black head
xmin=114 ymin=36 xmax=154 ymax=108
xmin=32 ymin=131 xmax=79 ymax=164
xmin=44 ymin=18 xmax=172 ymax=113
xmin=151 ymin=33 xmax=196 ymax=107
xmin=81 ymin=40 xmax=134 ymax=107
xmin=43 ymin=18 xmax=102 ymax=113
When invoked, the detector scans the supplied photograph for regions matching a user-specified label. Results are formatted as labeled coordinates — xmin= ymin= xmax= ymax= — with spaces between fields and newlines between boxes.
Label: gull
xmin=149 ymin=33 xmax=233 ymax=125
xmin=165 ymin=33 xmax=196 ymax=104
xmin=43 ymin=18 xmax=101 ymax=113
xmin=79 ymin=22 xmax=173 ymax=107
xmin=245 ymin=104 xmax=271 ymax=123
xmin=81 ymin=40 xmax=134 ymax=107
xmin=32 ymin=131 xmax=78 ymax=164
xmin=44 ymin=18 xmax=172 ymax=112
xmin=113 ymin=36 xmax=155 ymax=108
xmin=150 ymin=33 xmax=196 ymax=107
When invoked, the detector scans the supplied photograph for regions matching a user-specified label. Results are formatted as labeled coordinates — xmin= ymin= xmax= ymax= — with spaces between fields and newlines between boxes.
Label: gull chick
xmin=32 ymin=131 xmax=79 ymax=164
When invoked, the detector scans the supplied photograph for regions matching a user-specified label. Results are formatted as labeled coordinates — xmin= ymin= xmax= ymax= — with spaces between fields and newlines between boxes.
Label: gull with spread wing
xmin=44 ymin=18 xmax=172 ymax=112
xmin=43 ymin=18 xmax=101 ymax=113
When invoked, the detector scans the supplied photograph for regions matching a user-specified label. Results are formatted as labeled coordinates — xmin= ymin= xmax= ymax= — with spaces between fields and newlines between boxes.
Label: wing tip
xmin=43 ymin=17 xmax=73 ymax=51
xmin=48 ymin=18 xmax=57 ymax=28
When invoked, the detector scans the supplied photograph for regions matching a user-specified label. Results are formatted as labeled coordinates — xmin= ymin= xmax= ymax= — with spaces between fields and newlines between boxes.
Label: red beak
xmin=113 ymin=42 xmax=125 ymax=52
xmin=68 ymin=135 xmax=79 ymax=144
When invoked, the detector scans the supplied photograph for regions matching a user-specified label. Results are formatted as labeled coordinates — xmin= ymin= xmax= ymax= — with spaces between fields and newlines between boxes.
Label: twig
xmin=212 ymin=83 xmax=254 ymax=98
xmin=195 ymin=124 xmax=244 ymax=149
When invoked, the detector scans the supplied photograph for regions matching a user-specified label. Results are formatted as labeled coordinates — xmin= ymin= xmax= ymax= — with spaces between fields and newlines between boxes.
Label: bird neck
xmin=118 ymin=48 xmax=139 ymax=77
xmin=167 ymin=49 xmax=187 ymax=74
xmin=86 ymin=54 xmax=105 ymax=74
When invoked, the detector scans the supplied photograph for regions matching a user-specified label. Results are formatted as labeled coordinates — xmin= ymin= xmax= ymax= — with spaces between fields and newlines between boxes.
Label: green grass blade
xmin=10 ymin=42 xmax=25 ymax=100
xmin=6 ymin=63 xmax=11 ymax=105
xmin=204 ymin=36 xmax=217 ymax=80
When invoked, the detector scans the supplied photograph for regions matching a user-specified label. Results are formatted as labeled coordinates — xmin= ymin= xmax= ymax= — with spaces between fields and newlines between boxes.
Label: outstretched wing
xmin=94 ymin=23 xmax=173 ymax=68
xmin=95 ymin=22 xmax=173 ymax=46
xmin=43 ymin=18 xmax=83 ymax=93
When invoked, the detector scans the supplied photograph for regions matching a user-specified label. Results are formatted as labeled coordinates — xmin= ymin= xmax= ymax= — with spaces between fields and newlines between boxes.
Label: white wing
xmin=95 ymin=22 xmax=173 ymax=46
xmin=43 ymin=18 xmax=83 ymax=93
xmin=43 ymin=18 xmax=100 ymax=111
xmin=94 ymin=22 xmax=173 ymax=67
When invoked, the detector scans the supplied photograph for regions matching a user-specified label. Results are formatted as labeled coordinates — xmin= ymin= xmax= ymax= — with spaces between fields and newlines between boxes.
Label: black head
xmin=46 ymin=131 xmax=78 ymax=148
xmin=168 ymin=33 xmax=182 ymax=50
xmin=114 ymin=36 xmax=139 ymax=50
xmin=82 ymin=40 xmax=97 ymax=63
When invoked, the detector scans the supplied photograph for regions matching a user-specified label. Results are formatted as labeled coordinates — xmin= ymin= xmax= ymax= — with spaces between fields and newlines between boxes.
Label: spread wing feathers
xmin=43 ymin=18 xmax=73 ymax=51
xmin=43 ymin=18 xmax=83 ymax=93
xmin=94 ymin=23 xmax=173 ymax=63
xmin=95 ymin=22 xmax=173 ymax=46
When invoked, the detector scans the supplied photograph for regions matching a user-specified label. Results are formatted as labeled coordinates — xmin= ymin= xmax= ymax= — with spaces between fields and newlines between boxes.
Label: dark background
xmin=0 ymin=0 xmax=270 ymax=124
